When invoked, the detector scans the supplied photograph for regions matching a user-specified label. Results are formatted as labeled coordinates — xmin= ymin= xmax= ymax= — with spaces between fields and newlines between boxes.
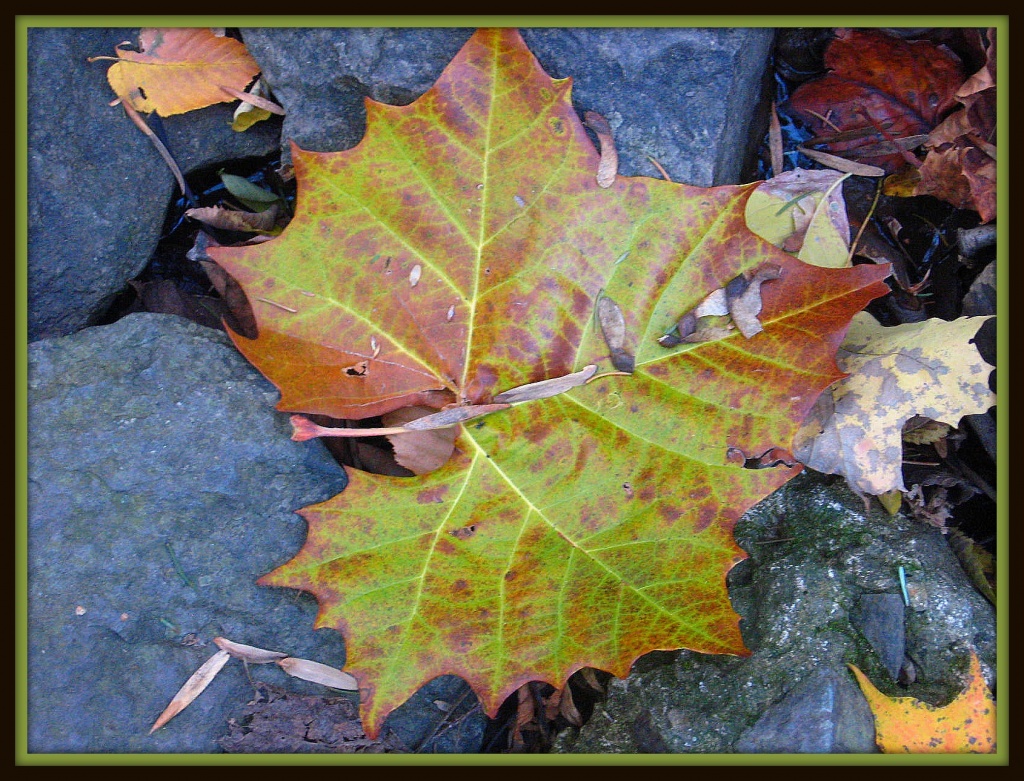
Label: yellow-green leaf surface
xmin=745 ymin=169 xmax=852 ymax=268
xmin=103 ymin=28 xmax=260 ymax=117
xmin=850 ymin=650 xmax=996 ymax=753
xmin=211 ymin=29 xmax=891 ymax=736
xmin=793 ymin=312 xmax=995 ymax=496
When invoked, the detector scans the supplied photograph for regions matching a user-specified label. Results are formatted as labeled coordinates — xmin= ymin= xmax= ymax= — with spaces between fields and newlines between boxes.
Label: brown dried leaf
xmin=728 ymin=265 xmax=782 ymax=339
xmin=559 ymin=683 xmax=583 ymax=726
xmin=149 ymin=649 xmax=231 ymax=734
xmin=383 ymin=406 xmax=458 ymax=475
xmin=902 ymin=418 xmax=951 ymax=446
xmin=187 ymin=204 xmax=280 ymax=234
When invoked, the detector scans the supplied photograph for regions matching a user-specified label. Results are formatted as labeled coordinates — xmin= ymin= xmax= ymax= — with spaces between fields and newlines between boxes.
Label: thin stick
xmin=120 ymin=99 xmax=189 ymax=198
xmin=217 ymin=84 xmax=286 ymax=115
xmin=646 ymin=155 xmax=673 ymax=182
xmin=847 ymin=179 xmax=882 ymax=266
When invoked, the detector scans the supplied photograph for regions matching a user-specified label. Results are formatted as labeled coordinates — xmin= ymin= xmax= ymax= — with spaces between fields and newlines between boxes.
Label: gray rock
xmin=521 ymin=28 xmax=774 ymax=185
xmin=734 ymin=667 xmax=876 ymax=753
xmin=27 ymin=313 xmax=487 ymax=753
xmin=556 ymin=473 xmax=996 ymax=753
xmin=851 ymin=593 xmax=906 ymax=682
xmin=27 ymin=28 xmax=281 ymax=342
xmin=962 ymin=261 xmax=996 ymax=317
xmin=240 ymin=28 xmax=471 ymax=162
xmin=28 ymin=314 xmax=349 ymax=752
xmin=241 ymin=27 xmax=774 ymax=186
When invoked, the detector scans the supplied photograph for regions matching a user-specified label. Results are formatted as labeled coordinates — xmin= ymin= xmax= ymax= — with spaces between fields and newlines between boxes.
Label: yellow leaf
xmin=793 ymin=312 xmax=995 ymax=496
xmin=849 ymin=650 xmax=996 ymax=753
xmin=745 ymin=169 xmax=852 ymax=268
xmin=100 ymin=29 xmax=260 ymax=117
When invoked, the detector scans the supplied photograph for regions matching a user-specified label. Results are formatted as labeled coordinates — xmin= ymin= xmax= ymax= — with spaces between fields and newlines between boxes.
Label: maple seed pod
xmin=584 ymin=110 xmax=618 ymax=188
xmin=213 ymin=636 xmax=288 ymax=664
xmin=278 ymin=657 xmax=358 ymax=690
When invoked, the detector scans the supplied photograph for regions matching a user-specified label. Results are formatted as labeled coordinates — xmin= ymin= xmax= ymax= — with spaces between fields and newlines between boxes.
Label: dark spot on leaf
xmin=416 ymin=486 xmax=448 ymax=505
xmin=622 ymin=482 xmax=634 ymax=500
xmin=451 ymin=525 xmax=477 ymax=540
xmin=436 ymin=538 xmax=457 ymax=556
xmin=504 ymin=570 xmax=516 ymax=581
xmin=344 ymin=361 xmax=368 ymax=377
xmin=658 ymin=504 xmax=682 ymax=523
xmin=453 ymin=579 xmax=469 ymax=592
xmin=694 ymin=505 xmax=715 ymax=533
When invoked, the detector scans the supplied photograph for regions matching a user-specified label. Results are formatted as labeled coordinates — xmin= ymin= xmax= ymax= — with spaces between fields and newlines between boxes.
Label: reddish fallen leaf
xmin=849 ymin=650 xmax=995 ymax=753
xmin=788 ymin=29 xmax=965 ymax=173
xmin=907 ymin=29 xmax=997 ymax=222
xmin=92 ymin=28 xmax=261 ymax=117
xmin=382 ymin=406 xmax=459 ymax=475
xmin=209 ymin=28 xmax=890 ymax=737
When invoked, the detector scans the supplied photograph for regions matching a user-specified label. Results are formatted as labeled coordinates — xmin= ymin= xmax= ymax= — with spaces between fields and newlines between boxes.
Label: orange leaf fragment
xmin=849 ymin=650 xmax=995 ymax=753
xmin=97 ymin=28 xmax=260 ymax=117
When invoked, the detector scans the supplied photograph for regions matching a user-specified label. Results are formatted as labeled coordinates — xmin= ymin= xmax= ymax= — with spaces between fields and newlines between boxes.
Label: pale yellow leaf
xmin=793 ymin=313 xmax=995 ymax=495
xmin=746 ymin=169 xmax=852 ymax=268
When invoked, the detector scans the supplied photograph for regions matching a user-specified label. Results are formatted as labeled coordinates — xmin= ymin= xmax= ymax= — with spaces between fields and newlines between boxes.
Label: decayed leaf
xmin=149 ymin=649 xmax=231 ymax=733
xmin=95 ymin=28 xmax=261 ymax=117
xmin=946 ymin=529 xmax=996 ymax=606
xmin=849 ymin=650 xmax=995 ymax=753
xmin=210 ymin=29 xmax=890 ymax=736
xmin=905 ymin=30 xmax=997 ymax=222
xmin=793 ymin=313 xmax=995 ymax=496
xmin=186 ymin=204 xmax=281 ymax=234
xmin=728 ymin=265 xmax=782 ymax=339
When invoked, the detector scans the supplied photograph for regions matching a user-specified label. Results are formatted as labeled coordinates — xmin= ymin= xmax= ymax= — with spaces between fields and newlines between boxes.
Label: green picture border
xmin=15 ymin=14 xmax=1009 ymax=766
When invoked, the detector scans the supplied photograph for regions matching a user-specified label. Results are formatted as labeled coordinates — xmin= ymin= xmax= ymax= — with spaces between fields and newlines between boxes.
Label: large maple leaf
xmin=210 ymin=29 xmax=890 ymax=737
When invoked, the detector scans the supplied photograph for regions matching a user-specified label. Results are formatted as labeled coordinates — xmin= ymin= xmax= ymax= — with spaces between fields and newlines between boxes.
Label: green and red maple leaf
xmin=210 ymin=29 xmax=890 ymax=736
